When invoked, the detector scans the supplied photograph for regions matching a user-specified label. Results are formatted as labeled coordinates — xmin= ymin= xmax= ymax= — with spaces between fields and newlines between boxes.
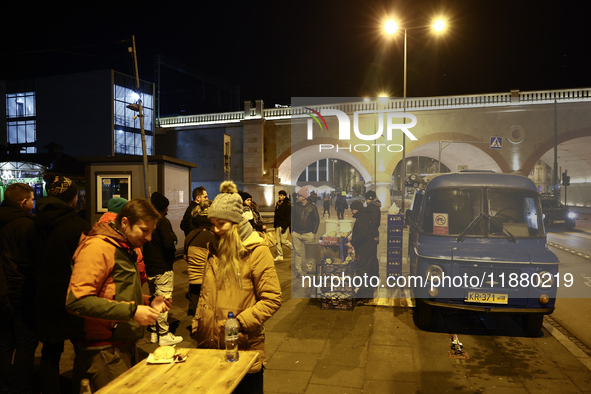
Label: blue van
xmin=406 ymin=172 xmax=559 ymax=336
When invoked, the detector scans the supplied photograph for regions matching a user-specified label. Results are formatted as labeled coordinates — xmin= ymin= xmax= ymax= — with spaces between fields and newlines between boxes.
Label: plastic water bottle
xmin=79 ymin=379 xmax=92 ymax=394
xmin=225 ymin=311 xmax=239 ymax=362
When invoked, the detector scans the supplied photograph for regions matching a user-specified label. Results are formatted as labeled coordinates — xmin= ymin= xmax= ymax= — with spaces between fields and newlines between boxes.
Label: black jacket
xmin=180 ymin=201 xmax=199 ymax=236
xmin=292 ymin=200 xmax=319 ymax=234
xmin=0 ymin=258 xmax=12 ymax=317
xmin=366 ymin=199 xmax=382 ymax=239
xmin=143 ymin=214 xmax=178 ymax=276
xmin=0 ymin=198 xmax=36 ymax=323
xmin=335 ymin=195 xmax=348 ymax=211
xmin=34 ymin=195 xmax=91 ymax=341
xmin=350 ymin=208 xmax=375 ymax=253
xmin=273 ymin=198 xmax=291 ymax=231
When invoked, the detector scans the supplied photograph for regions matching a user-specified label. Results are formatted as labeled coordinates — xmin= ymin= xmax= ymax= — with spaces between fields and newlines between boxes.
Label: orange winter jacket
xmin=66 ymin=221 xmax=150 ymax=345
xmin=98 ymin=213 xmax=147 ymax=285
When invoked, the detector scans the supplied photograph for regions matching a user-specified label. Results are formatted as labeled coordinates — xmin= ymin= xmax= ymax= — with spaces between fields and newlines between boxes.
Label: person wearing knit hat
xmin=238 ymin=190 xmax=266 ymax=232
xmin=296 ymin=186 xmax=309 ymax=200
xmin=150 ymin=192 xmax=170 ymax=212
xmin=193 ymin=180 xmax=281 ymax=392
xmin=143 ymin=192 xmax=181 ymax=346
xmin=43 ymin=172 xmax=79 ymax=204
xmin=365 ymin=190 xmax=377 ymax=201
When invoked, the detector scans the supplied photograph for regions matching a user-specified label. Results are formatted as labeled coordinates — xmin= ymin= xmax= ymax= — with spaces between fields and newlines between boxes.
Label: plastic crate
xmin=387 ymin=214 xmax=405 ymax=228
xmin=387 ymin=227 xmax=403 ymax=237
xmin=387 ymin=248 xmax=402 ymax=259
xmin=387 ymin=238 xmax=403 ymax=247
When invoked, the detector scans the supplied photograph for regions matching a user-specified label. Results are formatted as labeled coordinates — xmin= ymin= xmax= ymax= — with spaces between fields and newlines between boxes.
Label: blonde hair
xmin=216 ymin=223 xmax=249 ymax=289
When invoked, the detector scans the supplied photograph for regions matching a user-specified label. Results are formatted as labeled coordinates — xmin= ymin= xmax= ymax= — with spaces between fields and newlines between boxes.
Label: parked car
xmin=406 ymin=172 xmax=559 ymax=336
xmin=541 ymin=197 xmax=576 ymax=230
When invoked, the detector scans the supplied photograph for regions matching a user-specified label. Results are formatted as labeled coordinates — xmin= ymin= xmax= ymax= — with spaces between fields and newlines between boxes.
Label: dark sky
xmin=2 ymin=1 xmax=590 ymax=114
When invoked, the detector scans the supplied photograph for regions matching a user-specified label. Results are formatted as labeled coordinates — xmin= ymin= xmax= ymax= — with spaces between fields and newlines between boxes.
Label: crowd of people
xmin=0 ymin=174 xmax=381 ymax=393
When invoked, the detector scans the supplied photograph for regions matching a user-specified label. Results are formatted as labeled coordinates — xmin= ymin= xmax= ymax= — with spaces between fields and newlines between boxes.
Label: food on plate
xmin=153 ymin=346 xmax=176 ymax=360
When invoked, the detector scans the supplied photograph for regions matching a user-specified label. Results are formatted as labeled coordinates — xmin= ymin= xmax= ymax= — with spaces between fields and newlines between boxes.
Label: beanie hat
xmin=365 ymin=190 xmax=377 ymax=201
xmin=341 ymin=191 xmax=346 ymax=196
xmin=296 ymin=186 xmax=309 ymax=199
xmin=107 ymin=197 xmax=128 ymax=214
xmin=238 ymin=190 xmax=252 ymax=203
xmin=208 ymin=181 xmax=244 ymax=224
xmin=150 ymin=191 xmax=169 ymax=211
xmin=278 ymin=190 xmax=287 ymax=197
xmin=43 ymin=172 xmax=78 ymax=203
xmin=350 ymin=200 xmax=364 ymax=211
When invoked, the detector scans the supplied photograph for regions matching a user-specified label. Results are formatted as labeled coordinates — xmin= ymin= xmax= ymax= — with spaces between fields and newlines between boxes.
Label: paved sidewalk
xmin=43 ymin=211 xmax=591 ymax=393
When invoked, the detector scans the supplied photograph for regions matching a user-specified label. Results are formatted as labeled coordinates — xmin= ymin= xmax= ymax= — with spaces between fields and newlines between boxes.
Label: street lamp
xmin=383 ymin=18 xmax=446 ymax=214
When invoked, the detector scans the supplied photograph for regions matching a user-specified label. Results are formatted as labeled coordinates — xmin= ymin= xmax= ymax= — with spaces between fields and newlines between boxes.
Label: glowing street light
xmin=382 ymin=17 xmax=446 ymax=214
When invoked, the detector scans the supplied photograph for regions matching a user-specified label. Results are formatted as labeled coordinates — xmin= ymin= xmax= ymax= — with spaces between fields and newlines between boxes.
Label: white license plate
xmin=554 ymin=220 xmax=565 ymax=224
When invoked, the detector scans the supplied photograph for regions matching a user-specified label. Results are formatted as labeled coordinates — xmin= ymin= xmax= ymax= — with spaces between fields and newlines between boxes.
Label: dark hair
xmin=193 ymin=186 xmax=206 ymax=200
xmin=115 ymin=199 xmax=160 ymax=227
xmin=278 ymin=190 xmax=287 ymax=196
xmin=4 ymin=183 xmax=33 ymax=203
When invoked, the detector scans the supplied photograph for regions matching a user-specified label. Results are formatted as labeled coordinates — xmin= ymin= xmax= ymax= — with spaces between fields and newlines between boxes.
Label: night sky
xmin=2 ymin=1 xmax=590 ymax=115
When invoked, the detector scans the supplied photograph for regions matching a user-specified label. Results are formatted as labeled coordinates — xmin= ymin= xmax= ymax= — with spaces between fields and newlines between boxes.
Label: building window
xmin=114 ymin=85 xmax=153 ymax=132
xmin=6 ymin=92 xmax=36 ymax=118
xmin=6 ymin=91 xmax=36 ymax=154
xmin=114 ymin=84 xmax=154 ymax=156
xmin=114 ymin=129 xmax=153 ymax=155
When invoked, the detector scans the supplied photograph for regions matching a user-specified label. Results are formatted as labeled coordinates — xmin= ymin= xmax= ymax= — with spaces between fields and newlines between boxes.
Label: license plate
xmin=465 ymin=292 xmax=508 ymax=304
xmin=554 ymin=220 xmax=565 ymax=224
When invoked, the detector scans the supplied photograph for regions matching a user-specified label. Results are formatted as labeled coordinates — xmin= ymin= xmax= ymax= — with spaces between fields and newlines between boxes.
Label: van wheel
xmin=415 ymin=303 xmax=433 ymax=329
xmin=524 ymin=314 xmax=544 ymax=337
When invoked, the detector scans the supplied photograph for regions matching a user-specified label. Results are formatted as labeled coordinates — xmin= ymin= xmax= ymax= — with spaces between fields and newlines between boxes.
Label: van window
xmin=488 ymin=189 xmax=541 ymax=237
xmin=420 ymin=187 xmax=543 ymax=238
xmin=421 ymin=188 xmax=482 ymax=235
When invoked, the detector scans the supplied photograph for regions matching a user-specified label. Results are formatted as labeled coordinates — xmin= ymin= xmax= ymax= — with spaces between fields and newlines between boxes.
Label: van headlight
xmin=568 ymin=212 xmax=576 ymax=219
xmin=534 ymin=271 xmax=555 ymax=289
xmin=425 ymin=265 xmax=443 ymax=283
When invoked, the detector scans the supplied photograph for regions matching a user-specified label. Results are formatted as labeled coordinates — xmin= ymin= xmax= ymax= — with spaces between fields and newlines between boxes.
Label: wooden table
xmin=96 ymin=349 xmax=259 ymax=394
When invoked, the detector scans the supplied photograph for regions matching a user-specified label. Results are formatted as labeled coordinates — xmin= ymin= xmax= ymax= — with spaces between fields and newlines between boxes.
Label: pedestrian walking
xmin=143 ymin=192 xmax=182 ymax=346
xmin=0 ymin=183 xmax=37 ymax=394
xmin=34 ymin=173 xmax=91 ymax=394
xmin=335 ymin=191 xmax=348 ymax=220
xmin=191 ymin=181 xmax=281 ymax=394
xmin=323 ymin=194 xmax=331 ymax=218
xmin=291 ymin=187 xmax=319 ymax=277
xmin=66 ymin=199 xmax=170 ymax=393
xmin=273 ymin=190 xmax=291 ymax=262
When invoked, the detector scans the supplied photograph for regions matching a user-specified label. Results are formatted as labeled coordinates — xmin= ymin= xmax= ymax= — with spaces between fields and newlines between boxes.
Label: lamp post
xmin=384 ymin=18 xmax=445 ymax=214
xmin=126 ymin=35 xmax=150 ymax=199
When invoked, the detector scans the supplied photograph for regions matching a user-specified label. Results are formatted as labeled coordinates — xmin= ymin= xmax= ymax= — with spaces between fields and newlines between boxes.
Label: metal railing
xmin=159 ymin=87 xmax=591 ymax=128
